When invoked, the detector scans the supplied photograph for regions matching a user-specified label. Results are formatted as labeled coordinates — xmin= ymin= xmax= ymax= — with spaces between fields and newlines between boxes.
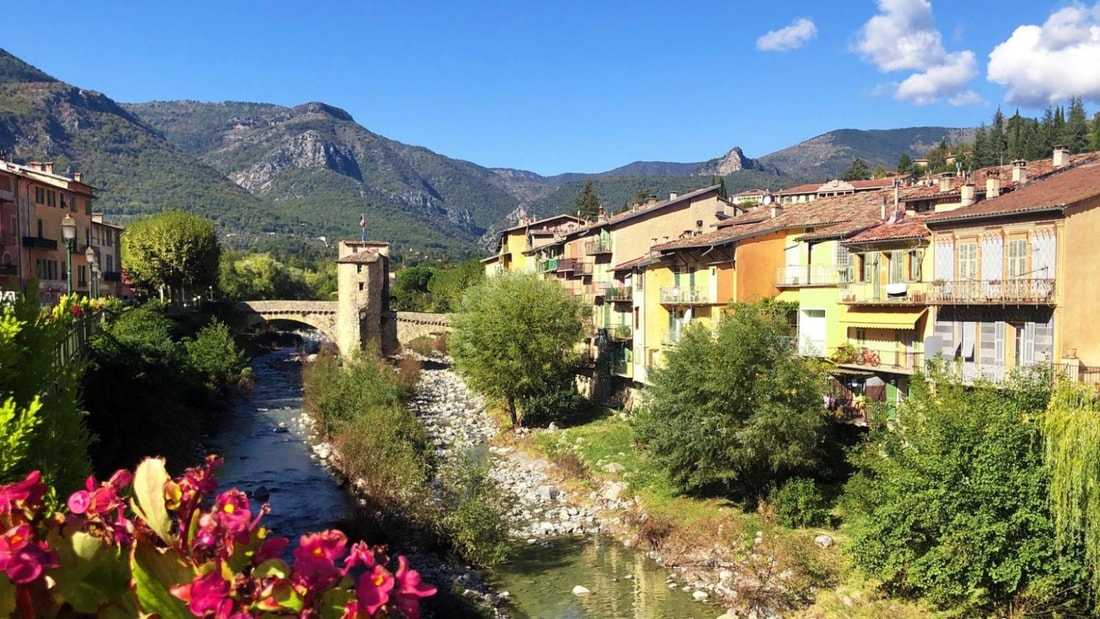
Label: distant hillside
xmin=124 ymin=100 xmax=526 ymax=254
xmin=759 ymin=127 xmax=973 ymax=179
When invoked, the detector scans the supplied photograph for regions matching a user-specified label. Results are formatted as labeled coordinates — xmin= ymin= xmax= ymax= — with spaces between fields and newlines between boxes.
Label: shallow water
xmin=205 ymin=348 xmax=721 ymax=617
xmin=489 ymin=537 xmax=721 ymax=618
xmin=203 ymin=348 xmax=357 ymax=540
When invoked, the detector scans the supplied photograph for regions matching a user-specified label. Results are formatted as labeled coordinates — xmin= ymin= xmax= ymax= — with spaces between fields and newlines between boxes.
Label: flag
xmin=359 ymin=214 xmax=366 ymax=230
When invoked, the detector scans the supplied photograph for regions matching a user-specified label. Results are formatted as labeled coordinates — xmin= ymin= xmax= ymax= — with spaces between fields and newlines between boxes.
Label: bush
xmin=404 ymin=335 xmax=434 ymax=357
xmin=519 ymin=371 xmax=588 ymax=428
xmin=183 ymin=319 xmax=249 ymax=394
xmin=769 ymin=478 xmax=829 ymax=528
xmin=438 ymin=453 xmax=510 ymax=567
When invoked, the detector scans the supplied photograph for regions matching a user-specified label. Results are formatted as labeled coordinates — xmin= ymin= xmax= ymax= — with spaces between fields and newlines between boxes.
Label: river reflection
xmin=490 ymin=537 xmax=720 ymax=619
xmin=203 ymin=348 xmax=357 ymax=540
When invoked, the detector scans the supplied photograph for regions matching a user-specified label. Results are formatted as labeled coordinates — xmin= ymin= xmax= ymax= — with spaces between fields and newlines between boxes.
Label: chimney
xmin=880 ymin=195 xmax=887 ymax=220
xmin=669 ymin=191 xmax=678 ymax=200
xmin=597 ymin=205 xmax=607 ymax=222
xmin=1012 ymin=160 xmax=1028 ymax=184
xmin=938 ymin=173 xmax=954 ymax=193
xmin=73 ymin=172 xmax=83 ymax=182
xmin=960 ymin=183 xmax=976 ymax=207
xmin=1053 ymin=145 xmax=1069 ymax=168
xmin=651 ymin=237 xmax=657 ymax=246
xmin=770 ymin=204 xmax=783 ymax=219
xmin=986 ymin=170 xmax=1001 ymax=198
xmin=646 ymin=195 xmax=659 ymax=206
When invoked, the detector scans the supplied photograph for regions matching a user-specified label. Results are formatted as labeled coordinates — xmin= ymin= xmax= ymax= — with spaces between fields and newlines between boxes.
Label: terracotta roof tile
xmin=843 ymin=215 xmax=932 ymax=244
xmin=926 ymin=160 xmax=1100 ymax=224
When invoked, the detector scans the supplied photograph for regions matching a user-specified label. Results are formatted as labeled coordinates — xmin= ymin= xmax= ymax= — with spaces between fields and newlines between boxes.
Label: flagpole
xmin=359 ymin=213 xmax=366 ymax=242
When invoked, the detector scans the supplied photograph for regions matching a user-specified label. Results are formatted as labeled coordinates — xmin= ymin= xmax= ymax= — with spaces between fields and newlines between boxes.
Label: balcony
xmin=556 ymin=258 xmax=577 ymax=274
xmin=827 ymin=344 xmax=925 ymax=374
xmin=605 ymin=286 xmax=632 ymax=303
xmin=841 ymin=282 xmax=929 ymax=305
xmin=575 ymin=261 xmax=593 ymax=276
xmin=662 ymin=329 xmax=684 ymax=346
xmin=22 ymin=236 xmax=58 ymax=251
xmin=776 ymin=265 xmax=847 ymax=287
xmin=584 ymin=239 xmax=612 ymax=256
xmin=659 ymin=287 xmax=712 ymax=305
xmin=611 ymin=357 xmax=631 ymax=377
xmin=928 ymin=279 xmax=1056 ymax=305
xmin=610 ymin=324 xmax=632 ymax=341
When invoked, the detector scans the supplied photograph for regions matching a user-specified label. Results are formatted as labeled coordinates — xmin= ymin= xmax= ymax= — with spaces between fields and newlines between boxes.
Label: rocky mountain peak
xmin=693 ymin=146 xmax=753 ymax=177
xmin=291 ymin=102 xmax=354 ymax=122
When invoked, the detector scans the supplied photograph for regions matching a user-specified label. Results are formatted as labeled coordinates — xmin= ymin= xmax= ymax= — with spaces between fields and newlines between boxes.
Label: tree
xmin=391 ymin=266 xmax=435 ymax=311
xmin=713 ymin=176 xmax=728 ymax=199
xmin=1042 ymin=381 xmax=1100 ymax=605
xmin=846 ymin=368 xmax=1088 ymax=615
xmin=121 ymin=210 xmax=220 ymax=304
xmin=575 ymin=180 xmax=601 ymax=221
xmin=633 ymin=300 xmax=828 ymax=500
xmin=218 ymin=251 xmax=310 ymax=301
xmin=449 ymin=273 xmax=585 ymax=428
xmin=842 ymin=158 xmax=871 ymax=181
xmin=427 ymin=259 xmax=483 ymax=313
xmin=1064 ymin=97 xmax=1090 ymax=154
xmin=896 ymin=152 xmax=914 ymax=175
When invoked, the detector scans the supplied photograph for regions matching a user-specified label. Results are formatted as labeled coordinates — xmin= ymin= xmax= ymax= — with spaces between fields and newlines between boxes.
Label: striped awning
xmin=841 ymin=308 xmax=927 ymax=329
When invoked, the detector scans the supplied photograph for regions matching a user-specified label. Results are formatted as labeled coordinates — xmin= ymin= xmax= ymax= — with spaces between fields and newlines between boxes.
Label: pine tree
xmin=717 ymin=176 xmax=728 ymax=199
xmin=842 ymin=158 xmax=871 ymax=181
xmin=897 ymin=152 xmax=914 ymax=175
xmin=574 ymin=180 xmax=601 ymax=221
xmin=1064 ymin=97 xmax=1090 ymax=153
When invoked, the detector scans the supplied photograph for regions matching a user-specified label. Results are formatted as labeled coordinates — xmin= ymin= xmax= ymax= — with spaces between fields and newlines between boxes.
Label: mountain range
xmin=0 ymin=49 xmax=968 ymax=256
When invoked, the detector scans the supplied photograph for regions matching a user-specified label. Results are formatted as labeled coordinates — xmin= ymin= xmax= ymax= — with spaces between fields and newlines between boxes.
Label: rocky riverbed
xmin=300 ymin=353 xmax=742 ymax=617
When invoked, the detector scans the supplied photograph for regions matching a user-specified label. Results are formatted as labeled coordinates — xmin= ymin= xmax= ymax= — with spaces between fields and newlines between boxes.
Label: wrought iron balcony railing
xmin=776 ymin=265 xmax=847 ymax=287
xmin=659 ymin=287 xmax=712 ymax=305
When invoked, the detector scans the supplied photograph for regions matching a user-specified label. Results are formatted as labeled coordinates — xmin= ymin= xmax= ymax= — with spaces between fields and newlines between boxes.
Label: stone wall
xmin=395 ymin=312 xmax=451 ymax=347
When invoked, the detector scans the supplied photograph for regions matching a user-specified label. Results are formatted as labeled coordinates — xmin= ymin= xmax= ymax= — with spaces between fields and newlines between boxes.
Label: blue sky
xmin=4 ymin=1 xmax=1100 ymax=175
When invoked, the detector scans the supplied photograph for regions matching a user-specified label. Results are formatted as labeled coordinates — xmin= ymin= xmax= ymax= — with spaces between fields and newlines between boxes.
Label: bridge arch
xmin=235 ymin=301 xmax=339 ymax=344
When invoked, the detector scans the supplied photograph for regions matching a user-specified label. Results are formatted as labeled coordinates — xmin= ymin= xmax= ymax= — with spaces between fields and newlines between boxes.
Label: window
xmin=60 ymin=194 xmax=67 ymax=210
xmin=909 ymin=250 xmax=922 ymax=281
xmin=889 ymin=250 xmax=905 ymax=283
xmin=957 ymin=242 xmax=978 ymax=280
xmin=34 ymin=187 xmax=44 ymax=204
xmin=37 ymin=219 xmax=43 ymax=238
xmin=835 ymin=245 xmax=853 ymax=282
xmin=862 ymin=253 xmax=877 ymax=283
xmin=106 ymin=255 xmax=114 ymax=273
xmin=46 ymin=191 xmax=56 ymax=207
xmin=1007 ymin=239 xmax=1028 ymax=279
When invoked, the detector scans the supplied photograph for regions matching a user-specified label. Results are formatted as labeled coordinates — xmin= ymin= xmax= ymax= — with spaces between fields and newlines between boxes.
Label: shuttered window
xmin=1007 ymin=239 xmax=1028 ymax=278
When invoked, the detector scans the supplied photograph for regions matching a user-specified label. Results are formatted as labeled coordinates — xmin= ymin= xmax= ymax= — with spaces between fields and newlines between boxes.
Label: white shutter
xmin=1022 ymin=322 xmax=1036 ymax=366
xmin=934 ymin=238 xmax=954 ymax=281
xmin=994 ymin=321 xmax=1005 ymax=365
xmin=1032 ymin=229 xmax=1056 ymax=280
xmin=962 ymin=321 xmax=977 ymax=359
xmin=982 ymin=234 xmax=1003 ymax=281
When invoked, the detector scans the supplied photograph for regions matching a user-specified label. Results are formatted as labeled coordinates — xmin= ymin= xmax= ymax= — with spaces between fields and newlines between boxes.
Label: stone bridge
xmin=234 ymin=301 xmax=339 ymax=342
xmin=235 ymin=301 xmax=450 ymax=355
xmin=231 ymin=241 xmax=453 ymax=357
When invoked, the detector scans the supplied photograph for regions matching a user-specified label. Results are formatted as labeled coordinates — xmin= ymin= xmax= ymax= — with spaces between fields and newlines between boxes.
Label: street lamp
xmin=61 ymin=214 xmax=76 ymax=295
xmin=84 ymin=245 xmax=99 ymax=299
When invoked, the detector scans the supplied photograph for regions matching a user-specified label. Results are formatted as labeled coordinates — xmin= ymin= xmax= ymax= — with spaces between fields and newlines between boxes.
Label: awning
xmin=841 ymin=308 xmax=927 ymax=329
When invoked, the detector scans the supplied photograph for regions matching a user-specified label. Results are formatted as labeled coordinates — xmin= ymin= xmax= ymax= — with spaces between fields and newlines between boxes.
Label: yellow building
xmin=481 ymin=214 xmax=586 ymax=277
xmin=923 ymin=156 xmax=1100 ymax=382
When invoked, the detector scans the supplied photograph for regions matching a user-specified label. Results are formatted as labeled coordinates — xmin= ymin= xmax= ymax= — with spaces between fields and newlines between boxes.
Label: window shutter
xmin=934 ymin=238 xmax=954 ymax=281
xmin=1022 ymin=322 xmax=1036 ymax=365
xmin=994 ymin=321 xmax=1005 ymax=365
xmin=982 ymin=234 xmax=1003 ymax=281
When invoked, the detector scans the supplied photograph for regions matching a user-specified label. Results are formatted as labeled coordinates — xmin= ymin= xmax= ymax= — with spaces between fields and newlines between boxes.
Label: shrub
xmin=431 ymin=332 xmax=448 ymax=355
xmin=404 ymin=335 xmax=434 ymax=357
xmin=183 ymin=319 xmax=249 ymax=394
xmin=519 ymin=371 xmax=589 ymax=428
xmin=437 ymin=453 xmax=510 ymax=567
xmin=770 ymin=478 xmax=829 ymax=528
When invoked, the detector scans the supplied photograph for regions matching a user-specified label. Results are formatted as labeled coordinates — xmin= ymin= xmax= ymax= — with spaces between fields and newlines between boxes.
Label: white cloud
xmin=895 ymin=51 xmax=979 ymax=105
xmin=854 ymin=0 xmax=978 ymax=105
xmin=756 ymin=18 xmax=818 ymax=52
xmin=987 ymin=3 xmax=1100 ymax=106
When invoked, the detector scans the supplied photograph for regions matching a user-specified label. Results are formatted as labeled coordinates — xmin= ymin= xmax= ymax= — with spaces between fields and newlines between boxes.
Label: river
xmin=205 ymin=348 xmax=722 ymax=618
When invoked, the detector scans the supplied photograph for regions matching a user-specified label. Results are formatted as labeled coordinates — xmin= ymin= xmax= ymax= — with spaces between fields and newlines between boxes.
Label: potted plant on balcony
xmin=830 ymin=341 xmax=859 ymax=364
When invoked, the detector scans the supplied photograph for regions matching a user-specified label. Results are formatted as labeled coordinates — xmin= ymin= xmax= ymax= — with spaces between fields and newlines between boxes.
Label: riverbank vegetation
xmin=82 ymin=300 xmax=250 ymax=476
xmin=300 ymin=349 xmax=511 ymax=573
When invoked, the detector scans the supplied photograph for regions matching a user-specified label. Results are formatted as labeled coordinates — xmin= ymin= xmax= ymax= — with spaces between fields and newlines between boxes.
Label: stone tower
xmin=335 ymin=240 xmax=391 ymax=357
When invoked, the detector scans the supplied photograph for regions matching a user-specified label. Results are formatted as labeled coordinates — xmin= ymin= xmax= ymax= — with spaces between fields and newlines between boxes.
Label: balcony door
xmin=798 ymin=308 xmax=826 ymax=357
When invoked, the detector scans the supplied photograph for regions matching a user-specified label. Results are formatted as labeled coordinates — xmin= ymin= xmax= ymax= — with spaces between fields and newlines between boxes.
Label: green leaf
xmin=131 ymin=457 xmax=174 ymax=544
xmin=319 ymin=588 xmax=355 ymax=619
xmin=253 ymin=558 xmax=291 ymax=580
xmin=0 ymin=576 xmax=15 ymax=617
xmin=131 ymin=539 xmax=192 ymax=619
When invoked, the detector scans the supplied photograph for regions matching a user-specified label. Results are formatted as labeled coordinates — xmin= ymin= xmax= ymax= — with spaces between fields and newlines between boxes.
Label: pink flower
xmin=254 ymin=535 xmax=289 ymax=564
xmin=212 ymin=489 xmax=252 ymax=535
xmin=351 ymin=565 xmax=394 ymax=617
xmin=0 ymin=524 xmax=58 ymax=584
xmin=67 ymin=489 xmax=91 ymax=514
xmin=0 ymin=470 xmax=46 ymax=515
xmin=292 ymin=530 xmax=346 ymax=587
xmin=171 ymin=565 xmax=233 ymax=617
xmin=342 ymin=541 xmax=378 ymax=576
xmin=393 ymin=556 xmax=436 ymax=619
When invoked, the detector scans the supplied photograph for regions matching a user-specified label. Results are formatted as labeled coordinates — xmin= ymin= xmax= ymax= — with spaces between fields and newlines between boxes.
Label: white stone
xmin=692 ymin=590 xmax=710 ymax=601
xmin=814 ymin=534 xmax=834 ymax=548
xmin=572 ymin=585 xmax=591 ymax=595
